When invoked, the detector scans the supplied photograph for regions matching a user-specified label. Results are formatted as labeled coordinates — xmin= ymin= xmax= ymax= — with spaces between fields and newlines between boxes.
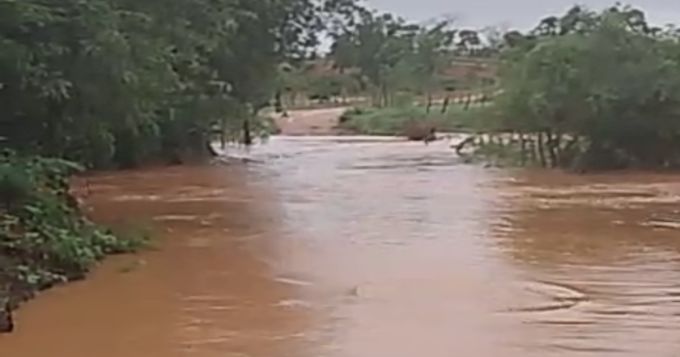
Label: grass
xmin=338 ymin=101 xmax=492 ymax=136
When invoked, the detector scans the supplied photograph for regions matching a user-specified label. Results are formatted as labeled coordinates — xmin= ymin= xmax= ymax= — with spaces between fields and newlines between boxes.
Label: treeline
xmin=0 ymin=0 xmax=333 ymax=169
xmin=469 ymin=5 xmax=680 ymax=171
xmin=278 ymin=4 xmax=497 ymax=110
xmin=0 ymin=0 xmax=341 ymax=332
xmin=6 ymin=0 xmax=488 ymax=163
xmin=316 ymin=3 xmax=680 ymax=173
xmin=3 ymin=1 xmax=675 ymax=170
xmin=0 ymin=152 xmax=144 ymax=333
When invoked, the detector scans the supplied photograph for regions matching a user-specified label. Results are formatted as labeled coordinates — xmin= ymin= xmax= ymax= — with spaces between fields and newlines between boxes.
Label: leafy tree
xmin=407 ymin=20 xmax=457 ymax=111
xmin=457 ymin=29 xmax=481 ymax=55
xmin=0 ymin=0 xmax=329 ymax=167
xmin=487 ymin=4 xmax=680 ymax=171
xmin=327 ymin=8 xmax=420 ymax=106
xmin=0 ymin=0 xmax=342 ymax=329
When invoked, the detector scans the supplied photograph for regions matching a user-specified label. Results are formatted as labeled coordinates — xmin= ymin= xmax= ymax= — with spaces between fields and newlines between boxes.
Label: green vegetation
xmin=468 ymin=4 xmax=680 ymax=172
xmin=339 ymin=101 xmax=489 ymax=137
xmin=305 ymin=2 xmax=498 ymax=138
xmin=274 ymin=1 xmax=495 ymax=110
xmin=0 ymin=0 xmax=326 ymax=167
xmin=0 ymin=150 xmax=147 ymax=332
xmin=0 ymin=152 xmax=145 ymax=285
xmin=0 ymin=0 xmax=336 ymax=331
xmin=2 ymin=0 xmax=680 ymax=333
xmin=331 ymin=3 xmax=680 ymax=173
xmin=323 ymin=5 xmax=490 ymax=108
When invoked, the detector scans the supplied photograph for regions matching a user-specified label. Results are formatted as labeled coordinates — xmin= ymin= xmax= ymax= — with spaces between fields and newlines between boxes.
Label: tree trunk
xmin=0 ymin=305 xmax=12 ymax=333
xmin=519 ymin=132 xmax=527 ymax=166
xmin=371 ymin=87 xmax=381 ymax=107
xmin=440 ymin=96 xmax=450 ymax=114
xmin=274 ymin=90 xmax=283 ymax=113
xmin=546 ymin=131 xmax=558 ymax=168
xmin=242 ymin=116 xmax=252 ymax=146
xmin=290 ymin=92 xmax=298 ymax=107
xmin=455 ymin=135 xmax=476 ymax=156
xmin=464 ymin=93 xmax=472 ymax=110
xmin=528 ymin=136 xmax=538 ymax=163
xmin=381 ymin=83 xmax=389 ymax=107
xmin=537 ymin=132 xmax=548 ymax=168
xmin=220 ymin=117 xmax=226 ymax=150
xmin=1 ymin=281 xmax=13 ymax=333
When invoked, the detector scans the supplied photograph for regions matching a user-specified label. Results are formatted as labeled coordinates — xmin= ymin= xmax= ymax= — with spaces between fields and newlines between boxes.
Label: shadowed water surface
xmin=2 ymin=136 xmax=680 ymax=356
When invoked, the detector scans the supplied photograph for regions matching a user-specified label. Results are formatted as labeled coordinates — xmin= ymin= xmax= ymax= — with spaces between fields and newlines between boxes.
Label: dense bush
xmin=0 ymin=0 xmax=326 ymax=169
xmin=0 ymin=0 xmax=344 ymax=331
xmin=0 ymin=150 xmax=148 ymax=334
xmin=470 ymin=5 xmax=680 ymax=171
xmin=0 ymin=152 xmax=145 ymax=288
xmin=338 ymin=102 xmax=488 ymax=136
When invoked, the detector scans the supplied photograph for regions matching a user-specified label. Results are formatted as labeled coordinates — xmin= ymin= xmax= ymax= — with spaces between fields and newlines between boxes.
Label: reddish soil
xmin=272 ymin=107 xmax=351 ymax=135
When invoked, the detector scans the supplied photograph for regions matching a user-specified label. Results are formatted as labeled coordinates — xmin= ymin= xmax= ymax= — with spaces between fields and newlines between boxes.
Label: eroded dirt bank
xmin=271 ymin=107 xmax=350 ymax=136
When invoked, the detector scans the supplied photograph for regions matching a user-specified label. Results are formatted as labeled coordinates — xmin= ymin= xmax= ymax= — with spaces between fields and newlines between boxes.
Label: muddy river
xmin=3 ymin=135 xmax=680 ymax=356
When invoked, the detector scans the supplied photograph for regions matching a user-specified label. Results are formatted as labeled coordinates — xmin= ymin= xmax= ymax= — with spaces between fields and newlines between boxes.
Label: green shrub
xmin=0 ymin=151 xmax=146 ymax=288
xmin=338 ymin=102 xmax=493 ymax=136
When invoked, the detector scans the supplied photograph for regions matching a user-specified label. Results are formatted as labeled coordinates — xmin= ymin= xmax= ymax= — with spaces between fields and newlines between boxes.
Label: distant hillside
xmin=442 ymin=57 xmax=498 ymax=81
xmin=303 ymin=56 xmax=498 ymax=83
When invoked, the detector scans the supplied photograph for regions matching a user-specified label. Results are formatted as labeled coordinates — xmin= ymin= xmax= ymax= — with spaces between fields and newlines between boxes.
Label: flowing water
xmin=3 ymin=135 xmax=680 ymax=356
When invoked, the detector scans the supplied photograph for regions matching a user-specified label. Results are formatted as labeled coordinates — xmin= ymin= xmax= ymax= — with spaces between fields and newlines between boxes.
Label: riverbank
xmin=335 ymin=102 xmax=489 ymax=139
xmin=0 ymin=155 xmax=145 ymax=333
xmin=271 ymin=107 xmax=354 ymax=136
xmin=5 ymin=136 xmax=680 ymax=357
xmin=0 ymin=104 xmax=360 ymax=335
xmin=268 ymin=95 xmax=493 ymax=140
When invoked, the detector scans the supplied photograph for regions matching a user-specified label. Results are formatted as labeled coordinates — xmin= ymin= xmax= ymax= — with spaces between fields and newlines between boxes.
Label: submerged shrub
xmin=0 ymin=151 xmax=145 ymax=287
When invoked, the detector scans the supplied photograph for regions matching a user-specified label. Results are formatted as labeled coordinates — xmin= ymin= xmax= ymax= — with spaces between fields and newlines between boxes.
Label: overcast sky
xmin=364 ymin=0 xmax=680 ymax=30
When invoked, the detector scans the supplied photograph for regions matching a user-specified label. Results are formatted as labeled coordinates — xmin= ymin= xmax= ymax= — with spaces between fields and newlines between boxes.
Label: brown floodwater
xmin=3 ymin=135 xmax=680 ymax=356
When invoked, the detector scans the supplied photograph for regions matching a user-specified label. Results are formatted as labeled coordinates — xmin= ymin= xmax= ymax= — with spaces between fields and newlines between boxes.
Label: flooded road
xmin=3 ymin=135 xmax=680 ymax=356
